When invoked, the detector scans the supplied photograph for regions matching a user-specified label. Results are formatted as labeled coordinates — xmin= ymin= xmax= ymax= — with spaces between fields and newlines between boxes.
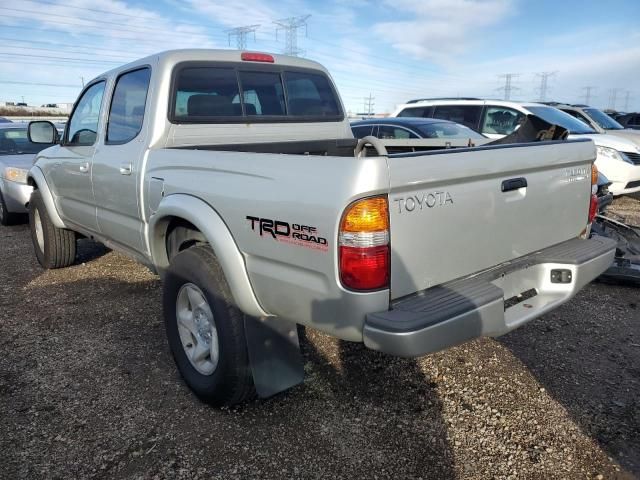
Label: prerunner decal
xmin=246 ymin=216 xmax=328 ymax=251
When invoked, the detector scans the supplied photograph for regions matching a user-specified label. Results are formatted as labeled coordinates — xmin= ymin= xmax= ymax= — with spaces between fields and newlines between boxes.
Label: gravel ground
xmin=0 ymin=198 xmax=639 ymax=480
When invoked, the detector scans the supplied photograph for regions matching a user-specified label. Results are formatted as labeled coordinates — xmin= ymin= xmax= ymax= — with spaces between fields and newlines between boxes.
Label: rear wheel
xmin=0 ymin=189 xmax=20 ymax=226
xmin=163 ymin=245 xmax=256 ymax=406
xmin=29 ymin=190 xmax=76 ymax=269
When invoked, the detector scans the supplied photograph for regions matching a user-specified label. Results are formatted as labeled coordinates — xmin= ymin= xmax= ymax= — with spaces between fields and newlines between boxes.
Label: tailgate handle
xmin=501 ymin=177 xmax=527 ymax=192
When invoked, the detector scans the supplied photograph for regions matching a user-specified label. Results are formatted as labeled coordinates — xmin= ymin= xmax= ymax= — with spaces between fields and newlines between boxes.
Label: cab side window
xmin=481 ymin=106 xmax=524 ymax=135
xmin=107 ymin=68 xmax=152 ymax=144
xmin=66 ymin=81 xmax=106 ymax=146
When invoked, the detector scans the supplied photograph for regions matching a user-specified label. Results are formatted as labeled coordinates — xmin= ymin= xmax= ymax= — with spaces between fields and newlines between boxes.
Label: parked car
xmin=0 ymin=124 xmax=56 ymax=225
xmin=391 ymin=99 xmax=640 ymax=196
xmin=549 ymin=103 xmax=640 ymax=147
xmin=351 ymin=117 xmax=486 ymax=140
xmin=0 ymin=117 xmax=12 ymax=124
xmin=26 ymin=50 xmax=615 ymax=406
xmin=615 ymin=113 xmax=640 ymax=130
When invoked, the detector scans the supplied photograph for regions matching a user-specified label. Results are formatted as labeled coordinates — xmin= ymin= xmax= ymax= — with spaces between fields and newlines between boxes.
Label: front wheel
xmin=163 ymin=245 xmax=256 ymax=406
xmin=29 ymin=190 xmax=76 ymax=269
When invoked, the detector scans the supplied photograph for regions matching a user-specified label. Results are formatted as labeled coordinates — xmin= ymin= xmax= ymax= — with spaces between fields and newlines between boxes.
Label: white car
xmin=391 ymin=99 xmax=640 ymax=196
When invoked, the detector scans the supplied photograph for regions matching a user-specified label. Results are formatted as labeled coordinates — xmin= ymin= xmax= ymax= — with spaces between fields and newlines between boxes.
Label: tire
xmin=163 ymin=245 xmax=256 ymax=406
xmin=0 ymin=189 xmax=20 ymax=226
xmin=29 ymin=190 xmax=76 ymax=269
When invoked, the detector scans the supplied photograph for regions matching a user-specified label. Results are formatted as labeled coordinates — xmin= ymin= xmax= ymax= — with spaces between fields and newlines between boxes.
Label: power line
xmin=0 ymin=52 xmax=121 ymax=65
xmin=0 ymin=80 xmax=79 ymax=88
xmin=274 ymin=15 xmax=310 ymax=56
xmin=535 ymin=71 xmax=557 ymax=102
xmin=581 ymin=86 xmax=596 ymax=105
xmin=227 ymin=25 xmax=260 ymax=50
xmin=497 ymin=73 xmax=519 ymax=100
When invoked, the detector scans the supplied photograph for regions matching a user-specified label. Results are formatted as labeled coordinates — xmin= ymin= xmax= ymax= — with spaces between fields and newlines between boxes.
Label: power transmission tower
xmin=497 ymin=73 xmax=520 ymax=100
xmin=227 ymin=25 xmax=260 ymax=50
xmin=274 ymin=15 xmax=311 ymax=56
xmin=581 ymin=86 xmax=596 ymax=105
xmin=535 ymin=71 xmax=557 ymax=102
xmin=363 ymin=93 xmax=375 ymax=118
xmin=608 ymin=88 xmax=621 ymax=110
xmin=623 ymin=91 xmax=632 ymax=111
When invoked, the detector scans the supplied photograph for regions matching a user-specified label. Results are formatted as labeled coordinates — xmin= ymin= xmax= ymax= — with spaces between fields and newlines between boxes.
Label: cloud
xmin=186 ymin=0 xmax=281 ymax=28
xmin=373 ymin=0 xmax=514 ymax=62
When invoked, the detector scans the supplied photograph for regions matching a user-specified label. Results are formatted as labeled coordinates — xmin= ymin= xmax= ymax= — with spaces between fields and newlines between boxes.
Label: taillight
xmin=588 ymin=194 xmax=598 ymax=224
xmin=591 ymin=163 xmax=599 ymax=195
xmin=588 ymin=164 xmax=598 ymax=224
xmin=241 ymin=52 xmax=275 ymax=63
xmin=339 ymin=196 xmax=390 ymax=290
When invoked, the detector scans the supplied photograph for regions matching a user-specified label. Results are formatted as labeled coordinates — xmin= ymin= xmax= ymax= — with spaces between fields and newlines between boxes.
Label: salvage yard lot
xmin=1 ymin=199 xmax=639 ymax=479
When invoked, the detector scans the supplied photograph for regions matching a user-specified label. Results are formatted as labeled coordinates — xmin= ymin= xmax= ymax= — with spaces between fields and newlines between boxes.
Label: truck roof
xmin=91 ymin=49 xmax=329 ymax=84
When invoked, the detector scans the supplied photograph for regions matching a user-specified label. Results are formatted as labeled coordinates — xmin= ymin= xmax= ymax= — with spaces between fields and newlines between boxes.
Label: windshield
xmin=584 ymin=108 xmax=624 ymax=130
xmin=526 ymin=106 xmax=597 ymax=134
xmin=416 ymin=122 xmax=485 ymax=139
xmin=0 ymin=128 xmax=52 ymax=155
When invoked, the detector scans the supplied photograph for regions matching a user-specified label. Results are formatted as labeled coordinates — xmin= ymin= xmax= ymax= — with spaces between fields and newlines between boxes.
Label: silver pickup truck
xmin=26 ymin=50 xmax=615 ymax=406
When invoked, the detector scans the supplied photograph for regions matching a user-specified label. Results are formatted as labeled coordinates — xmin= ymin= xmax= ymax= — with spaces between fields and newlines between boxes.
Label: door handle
xmin=79 ymin=162 xmax=89 ymax=173
xmin=119 ymin=163 xmax=132 ymax=175
xmin=501 ymin=177 xmax=527 ymax=192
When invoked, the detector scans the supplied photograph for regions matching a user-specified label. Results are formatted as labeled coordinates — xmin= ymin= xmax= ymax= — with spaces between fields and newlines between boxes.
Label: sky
xmin=0 ymin=0 xmax=639 ymax=114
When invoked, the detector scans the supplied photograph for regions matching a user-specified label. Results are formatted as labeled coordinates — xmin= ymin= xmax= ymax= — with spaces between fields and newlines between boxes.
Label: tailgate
xmin=387 ymin=139 xmax=595 ymax=299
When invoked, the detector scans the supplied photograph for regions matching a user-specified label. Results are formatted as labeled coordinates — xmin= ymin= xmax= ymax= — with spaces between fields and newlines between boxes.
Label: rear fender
xmin=148 ymin=194 xmax=269 ymax=318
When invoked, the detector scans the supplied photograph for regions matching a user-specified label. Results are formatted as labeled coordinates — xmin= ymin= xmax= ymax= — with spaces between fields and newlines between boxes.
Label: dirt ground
xmin=0 ymin=198 xmax=638 ymax=479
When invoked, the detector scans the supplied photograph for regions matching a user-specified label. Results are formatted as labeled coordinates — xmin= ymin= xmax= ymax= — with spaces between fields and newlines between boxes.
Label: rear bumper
xmin=363 ymin=236 xmax=616 ymax=357
xmin=1 ymin=179 xmax=32 ymax=213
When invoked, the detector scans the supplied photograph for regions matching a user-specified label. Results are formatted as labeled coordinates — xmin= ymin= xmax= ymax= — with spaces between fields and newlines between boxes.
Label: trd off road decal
xmin=246 ymin=216 xmax=328 ymax=251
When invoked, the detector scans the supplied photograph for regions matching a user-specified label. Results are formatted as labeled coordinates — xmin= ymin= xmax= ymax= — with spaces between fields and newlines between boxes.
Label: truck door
xmin=49 ymin=80 xmax=105 ymax=232
xmin=92 ymin=67 xmax=151 ymax=255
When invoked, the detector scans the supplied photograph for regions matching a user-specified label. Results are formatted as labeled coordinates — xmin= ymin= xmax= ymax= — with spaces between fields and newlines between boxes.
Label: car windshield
xmin=415 ymin=122 xmax=485 ymax=139
xmin=583 ymin=108 xmax=624 ymax=130
xmin=526 ymin=106 xmax=596 ymax=134
xmin=0 ymin=128 xmax=52 ymax=155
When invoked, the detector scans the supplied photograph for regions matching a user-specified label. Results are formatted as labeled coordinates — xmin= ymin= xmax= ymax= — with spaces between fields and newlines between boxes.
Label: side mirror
xmin=28 ymin=121 xmax=59 ymax=144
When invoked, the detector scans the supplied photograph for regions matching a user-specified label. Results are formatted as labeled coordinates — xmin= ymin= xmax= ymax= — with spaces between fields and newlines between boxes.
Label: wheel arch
xmin=26 ymin=167 xmax=66 ymax=229
xmin=149 ymin=194 xmax=269 ymax=318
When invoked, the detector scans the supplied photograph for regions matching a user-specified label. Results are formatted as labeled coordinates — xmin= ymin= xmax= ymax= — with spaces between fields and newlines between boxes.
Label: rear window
xmin=174 ymin=67 xmax=242 ymax=118
xmin=171 ymin=63 xmax=343 ymax=123
xmin=284 ymin=72 xmax=340 ymax=116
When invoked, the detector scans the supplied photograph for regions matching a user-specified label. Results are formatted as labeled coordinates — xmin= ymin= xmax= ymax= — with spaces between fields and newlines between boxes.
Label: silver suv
xmin=550 ymin=103 xmax=640 ymax=147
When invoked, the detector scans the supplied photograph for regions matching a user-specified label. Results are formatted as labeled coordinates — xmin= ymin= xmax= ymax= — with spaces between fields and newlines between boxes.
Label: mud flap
xmin=244 ymin=316 xmax=304 ymax=399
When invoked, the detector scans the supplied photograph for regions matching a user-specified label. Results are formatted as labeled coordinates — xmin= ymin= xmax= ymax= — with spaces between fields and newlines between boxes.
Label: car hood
xmin=604 ymin=129 xmax=640 ymax=148
xmin=568 ymin=132 xmax=640 ymax=153
xmin=0 ymin=153 xmax=38 ymax=172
